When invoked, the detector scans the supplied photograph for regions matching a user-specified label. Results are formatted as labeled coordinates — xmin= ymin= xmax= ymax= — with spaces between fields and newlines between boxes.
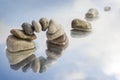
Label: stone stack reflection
xmin=6 ymin=37 xmax=68 ymax=73
xmin=6 ymin=19 xmax=68 ymax=73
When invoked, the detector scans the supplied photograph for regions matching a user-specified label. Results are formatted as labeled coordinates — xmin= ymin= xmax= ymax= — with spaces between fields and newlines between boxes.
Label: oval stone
xmin=22 ymin=22 xmax=34 ymax=35
xmin=39 ymin=18 xmax=49 ymax=31
xmin=32 ymin=20 xmax=42 ymax=33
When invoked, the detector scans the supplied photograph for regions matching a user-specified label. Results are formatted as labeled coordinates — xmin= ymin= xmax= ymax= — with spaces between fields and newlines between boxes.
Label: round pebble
xmin=39 ymin=18 xmax=49 ymax=31
xmin=22 ymin=22 xmax=34 ymax=35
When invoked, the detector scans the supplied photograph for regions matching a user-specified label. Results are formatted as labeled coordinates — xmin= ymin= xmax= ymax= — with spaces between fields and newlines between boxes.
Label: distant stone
xmin=6 ymin=48 xmax=36 ymax=65
xmin=32 ymin=20 xmax=42 ymax=33
xmin=104 ymin=6 xmax=111 ymax=11
xmin=22 ymin=22 xmax=34 ymax=35
xmin=10 ymin=29 xmax=37 ymax=41
xmin=85 ymin=8 xmax=99 ymax=18
xmin=32 ymin=58 xmax=40 ymax=73
xmin=7 ymin=35 xmax=35 ymax=52
xmin=39 ymin=18 xmax=49 ymax=31
xmin=71 ymin=19 xmax=91 ymax=31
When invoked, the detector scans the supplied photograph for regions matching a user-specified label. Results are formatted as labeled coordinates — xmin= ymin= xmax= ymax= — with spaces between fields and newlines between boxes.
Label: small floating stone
xmin=85 ymin=8 xmax=99 ymax=18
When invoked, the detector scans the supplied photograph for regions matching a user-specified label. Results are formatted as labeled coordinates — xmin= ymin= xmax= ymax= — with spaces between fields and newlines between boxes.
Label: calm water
xmin=0 ymin=0 xmax=120 ymax=80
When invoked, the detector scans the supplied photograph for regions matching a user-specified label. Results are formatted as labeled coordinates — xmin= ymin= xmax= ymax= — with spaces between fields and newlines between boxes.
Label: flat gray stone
xmin=46 ymin=26 xmax=65 ymax=40
xmin=10 ymin=29 xmax=37 ymax=41
xmin=39 ymin=18 xmax=49 ymax=31
xmin=6 ymin=48 xmax=36 ymax=65
xmin=49 ymin=33 xmax=67 ymax=43
xmin=32 ymin=20 xmax=42 ymax=33
xmin=22 ymin=22 xmax=34 ymax=35
xmin=7 ymin=35 xmax=35 ymax=52
xmin=39 ymin=56 xmax=47 ymax=73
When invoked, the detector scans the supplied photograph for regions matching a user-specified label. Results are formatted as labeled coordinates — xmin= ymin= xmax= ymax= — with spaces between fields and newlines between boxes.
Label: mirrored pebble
xmin=39 ymin=56 xmax=47 ymax=73
xmin=39 ymin=18 xmax=49 ymax=31
xmin=32 ymin=58 xmax=40 ymax=73
xmin=10 ymin=54 xmax=35 ymax=70
xmin=71 ymin=29 xmax=91 ymax=38
xmin=22 ymin=22 xmax=34 ymax=35
xmin=6 ymin=48 xmax=36 ymax=65
xmin=32 ymin=20 xmax=42 ymax=33
xmin=51 ymin=33 xmax=67 ymax=43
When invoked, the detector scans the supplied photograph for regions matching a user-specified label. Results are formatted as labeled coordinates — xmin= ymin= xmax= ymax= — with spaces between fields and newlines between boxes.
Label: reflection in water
xmin=85 ymin=16 xmax=99 ymax=21
xmin=6 ymin=37 xmax=68 ymax=73
xmin=71 ymin=29 xmax=91 ymax=38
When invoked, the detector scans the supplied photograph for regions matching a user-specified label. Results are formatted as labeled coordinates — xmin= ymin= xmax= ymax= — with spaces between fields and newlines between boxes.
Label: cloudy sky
xmin=1 ymin=0 xmax=120 ymax=80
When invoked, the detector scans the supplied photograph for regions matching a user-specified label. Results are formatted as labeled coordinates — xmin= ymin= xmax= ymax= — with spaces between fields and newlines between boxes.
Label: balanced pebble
xmin=10 ymin=29 xmax=37 ymax=41
xmin=39 ymin=18 xmax=49 ymax=31
xmin=32 ymin=20 xmax=42 ymax=33
xmin=22 ymin=22 xmax=34 ymax=35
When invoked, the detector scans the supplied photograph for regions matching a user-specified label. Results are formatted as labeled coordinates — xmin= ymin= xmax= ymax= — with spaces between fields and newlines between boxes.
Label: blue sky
xmin=0 ymin=0 xmax=73 ymax=25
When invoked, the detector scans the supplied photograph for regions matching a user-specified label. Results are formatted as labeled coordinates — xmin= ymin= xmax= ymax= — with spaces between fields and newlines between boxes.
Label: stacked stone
xmin=46 ymin=19 xmax=68 ymax=45
xmin=7 ymin=20 xmax=43 ymax=52
xmin=6 ymin=18 xmax=69 ymax=73
xmin=104 ymin=6 xmax=111 ymax=11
